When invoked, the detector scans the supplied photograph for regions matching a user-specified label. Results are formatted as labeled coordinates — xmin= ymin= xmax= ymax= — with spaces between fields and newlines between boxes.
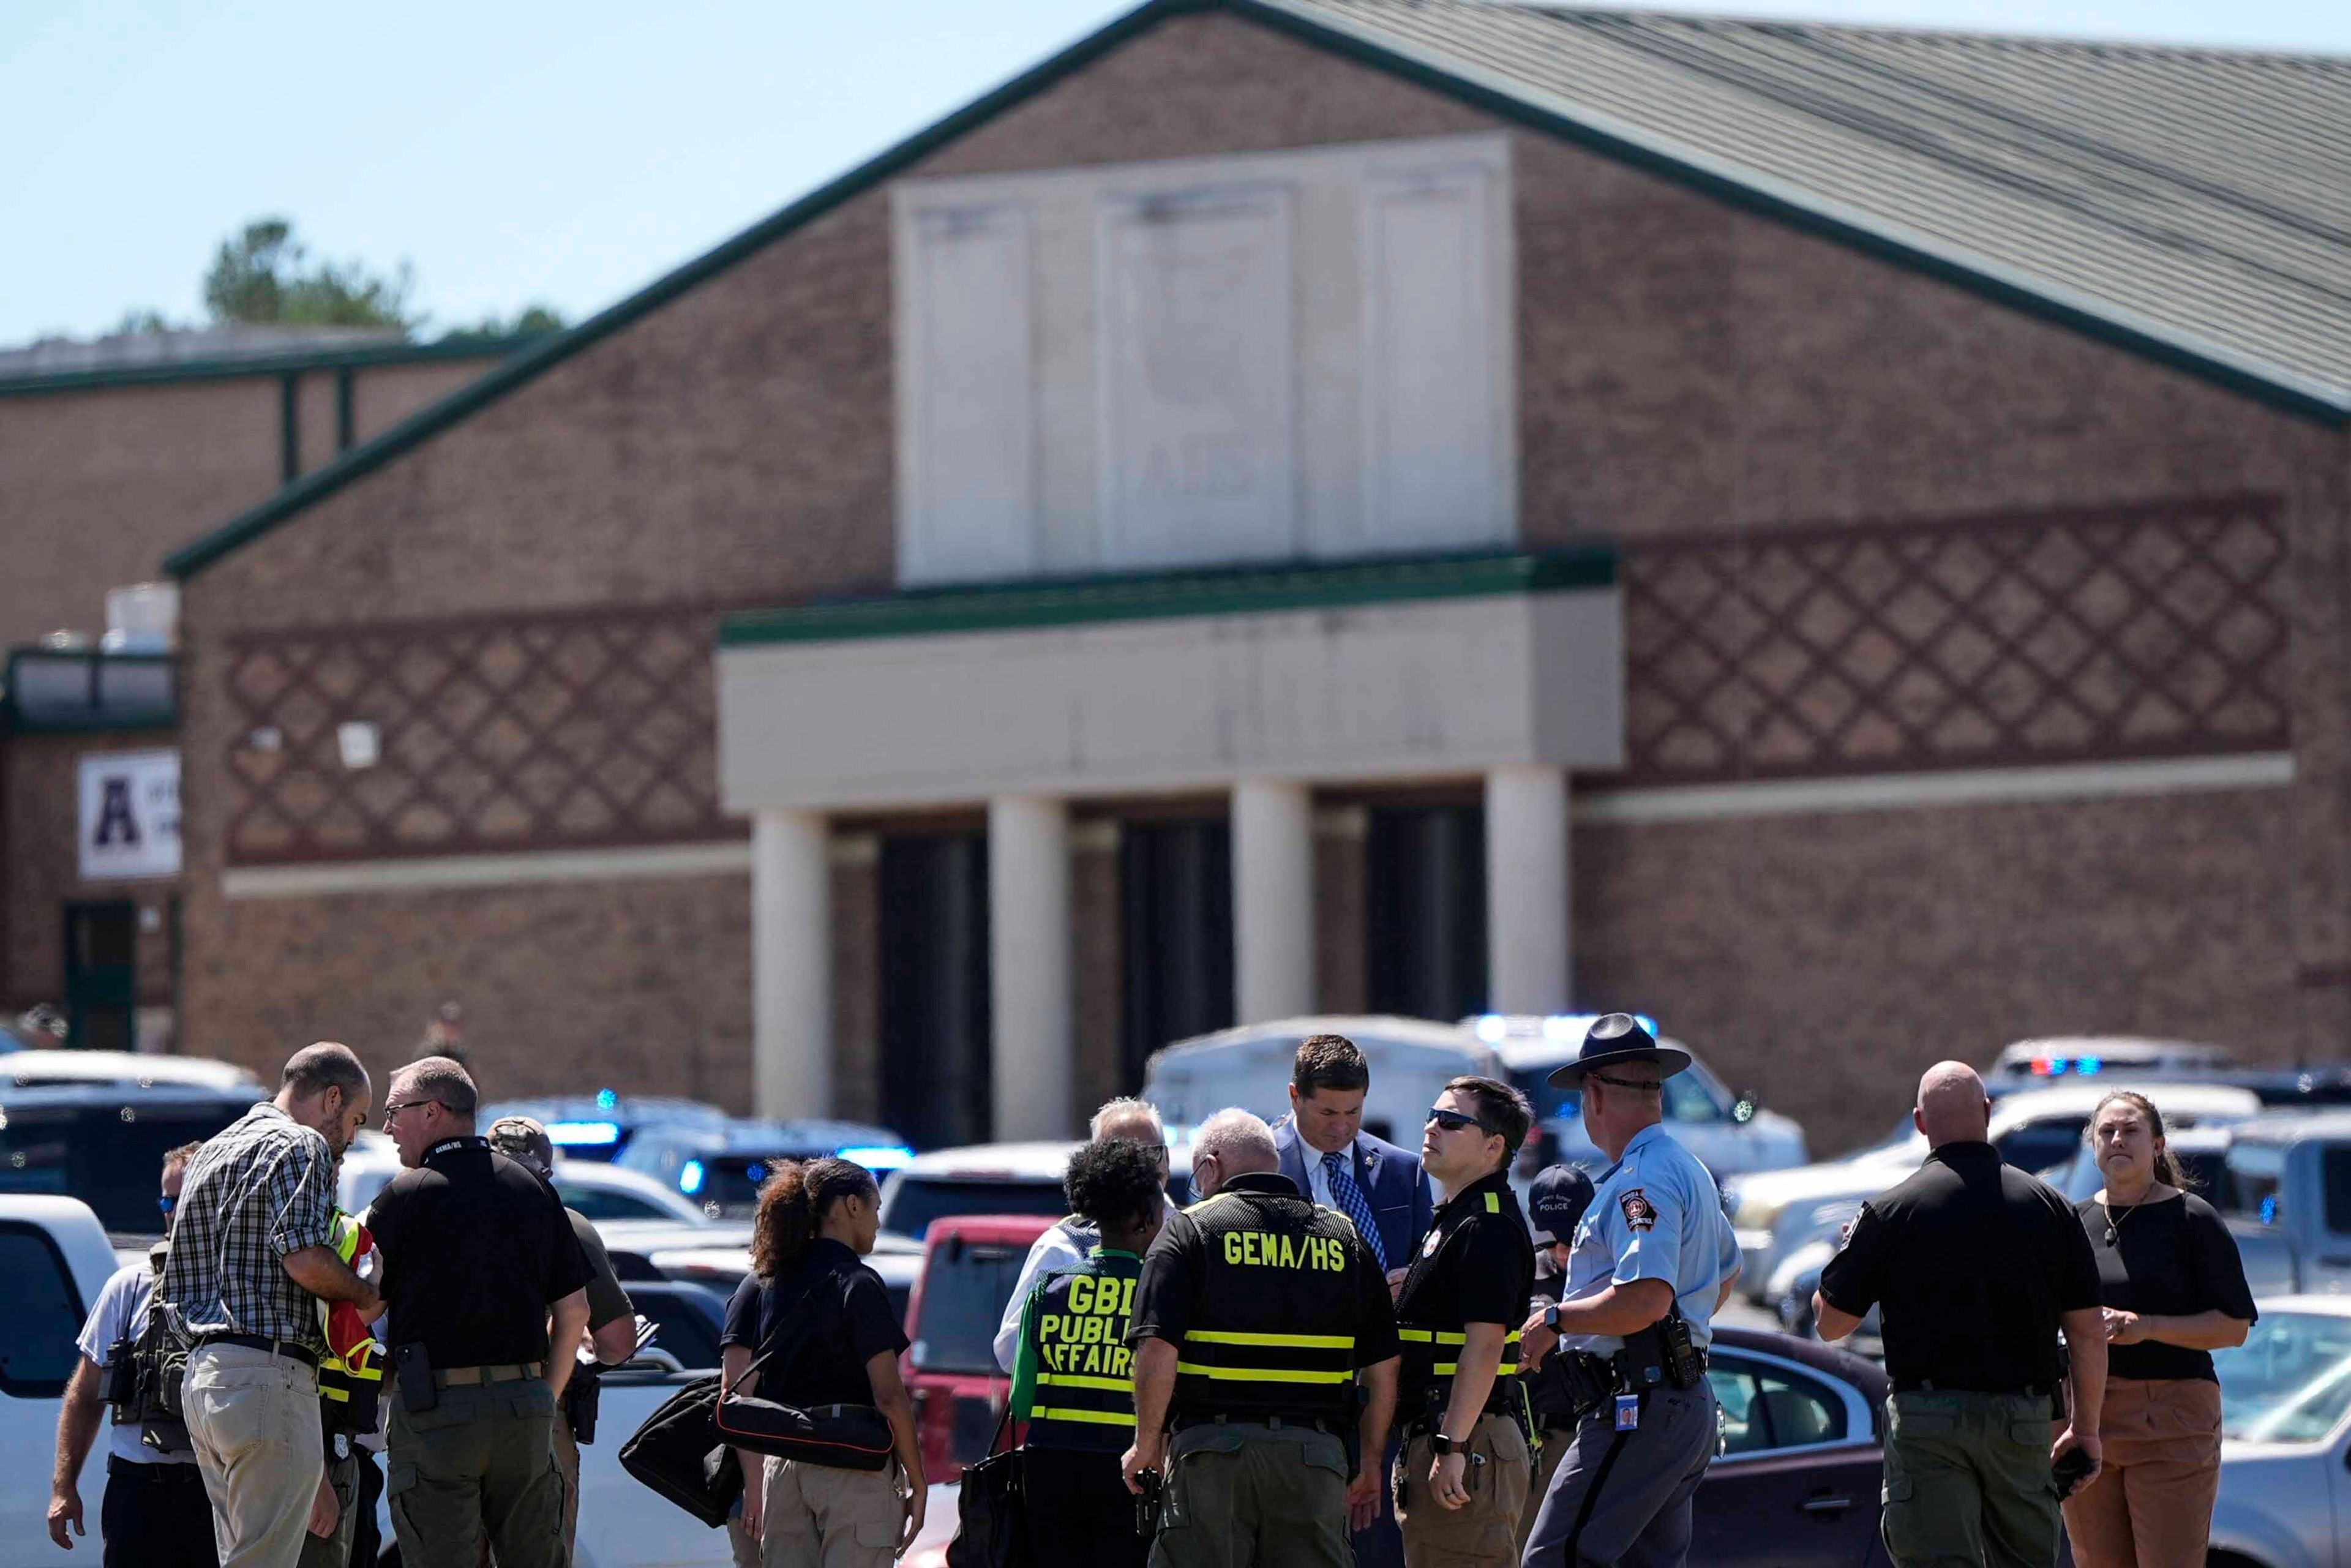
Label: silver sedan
xmin=2210 ymin=1297 xmax=2351 ymax=1568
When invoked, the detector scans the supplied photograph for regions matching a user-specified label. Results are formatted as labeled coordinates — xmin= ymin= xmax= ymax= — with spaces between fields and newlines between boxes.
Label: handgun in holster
xmin=1616 ymin=1305 xmax=1708 ymax=1394
xmin=563 ymin=1362 xmax=602 ymax=1445
xmin=1134 ymin=1468 xmax=1163 ymax=1538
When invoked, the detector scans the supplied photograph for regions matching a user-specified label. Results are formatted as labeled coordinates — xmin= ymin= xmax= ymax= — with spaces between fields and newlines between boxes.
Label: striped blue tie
xmin=1322 ymin=1150 xmax=1387 ymax=1272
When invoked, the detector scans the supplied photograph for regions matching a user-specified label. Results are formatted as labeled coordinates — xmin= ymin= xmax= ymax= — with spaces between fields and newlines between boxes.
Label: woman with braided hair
xmin=721 ymin=1158 xmax=925 ymax=1567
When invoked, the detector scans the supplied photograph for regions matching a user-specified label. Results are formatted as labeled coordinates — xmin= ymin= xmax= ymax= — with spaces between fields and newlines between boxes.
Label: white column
xmin=989 ymin=795 xmax=1073 ymax=1142
xmin=752 ymin=808 xmax=831 ymax=1120
xmin=1486 ymin=765 xmax=1570 ymax=1016
xmin=1232 ymin=778 xmax=1316 ymax=1024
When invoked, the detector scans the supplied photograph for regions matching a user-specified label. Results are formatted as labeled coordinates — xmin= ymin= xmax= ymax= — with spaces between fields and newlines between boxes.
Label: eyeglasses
xmin=1427 ymin=1107 xmax=1496 ymax=1136
xmin=381 ymin=1098 xmax=438 ymax=1126
xmin=1586 ymin=1071 xmax=1663 ymax=1094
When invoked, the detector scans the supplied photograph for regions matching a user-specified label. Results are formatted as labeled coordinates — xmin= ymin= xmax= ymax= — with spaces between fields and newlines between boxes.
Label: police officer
xmin=1516 ymin=1164 xmax=1597 ymax=1559
xmin=1390 ymin=1076 xmax=1537 ymax=1567
xmin=1516 ymin=1016 xmax=1741 ymax=1568
xmin=487 ymin=1114 xmax=641 ymax=1566
xmin=364 ymin=1057 xmax=591 ymax=1568
xmin=1813 ymin=1061 xmax=2106 ymax=1568
xmin=1122 ymin=1108 xmax=1401 ymax=1568
xmin=1007 ymin=1138 xmax=1166 ymax=1567
xmin=49 ymin=1143 xmax=217 ymax=1568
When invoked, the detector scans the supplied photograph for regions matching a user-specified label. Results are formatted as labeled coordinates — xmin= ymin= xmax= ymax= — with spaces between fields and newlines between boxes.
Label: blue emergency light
xmin=678 ymin=1159 xmax=706 ymax=1196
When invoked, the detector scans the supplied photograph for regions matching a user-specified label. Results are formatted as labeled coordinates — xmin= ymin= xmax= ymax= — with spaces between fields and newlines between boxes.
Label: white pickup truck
xmin=0 ymin=1193 xmax=738 ymax=1568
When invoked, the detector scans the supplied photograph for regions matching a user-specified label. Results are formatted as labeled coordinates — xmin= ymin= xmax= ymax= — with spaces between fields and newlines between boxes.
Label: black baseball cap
xmin=1528 ymin=1164 xmax=1596 ymax=1246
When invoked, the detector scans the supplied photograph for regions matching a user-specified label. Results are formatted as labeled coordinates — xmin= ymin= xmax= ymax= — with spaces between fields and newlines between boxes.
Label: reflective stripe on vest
xmin=1026 ymin=1261 xmax=1138 ymax=1447
xmin=1398 ymin=1326 xmax=1521 ymax=1382
xmin=318 ymin=1212 xmax=383 ymax=1392
xmin=1173 ymin=1194 xmax=1363 ymax=1420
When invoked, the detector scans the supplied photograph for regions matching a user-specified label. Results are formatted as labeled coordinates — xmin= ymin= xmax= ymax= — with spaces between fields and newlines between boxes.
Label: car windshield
xmin=910 ymin=1234 xmax=1032 ymax=1375
xmin=2227 ymin=1142 xmax=2289 ymax=1224
xmin=879 ymin=1177 xmax=1071 ymax=1241
xmin=2219 ymin=1311 xmax=2351 ymax=1443
xmin=555 ymin=1182 xmax=691 ymax=1223
xmin=0 ymin=1100 xmax=249 ymax=1231
xmin=1993 ymin=1116 xmax=2089 ymax=1175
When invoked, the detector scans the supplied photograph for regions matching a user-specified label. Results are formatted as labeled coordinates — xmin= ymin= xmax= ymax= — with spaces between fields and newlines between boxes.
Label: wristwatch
xmin=1543 ymin=1304 xmax=1561 ymax=1332
xmin=1429 ymin=1433 xmax=1462 ymax=1456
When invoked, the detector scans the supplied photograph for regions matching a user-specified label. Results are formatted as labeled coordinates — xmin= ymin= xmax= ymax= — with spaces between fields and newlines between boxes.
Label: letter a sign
xmin=78 ymin=751 xmax=179 ymax=880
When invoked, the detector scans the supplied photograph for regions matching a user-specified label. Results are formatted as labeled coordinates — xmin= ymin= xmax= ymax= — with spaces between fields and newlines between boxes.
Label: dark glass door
xmin=880 ymin=832 xmax=991 ymax=1149
xmin=62 ymin=901 xmax=137 ymax=1052
xmin=1366 ymin=804 xmax=1486 ymax=1021
xmin=1120 ymin=818 xmax=1234 ymax=1090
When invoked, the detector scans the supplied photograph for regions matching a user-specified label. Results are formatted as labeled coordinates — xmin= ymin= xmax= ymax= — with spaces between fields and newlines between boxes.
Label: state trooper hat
xmin=487 ymin=1115 xmax=556 ymax=1179
xmin=1528 ymin=1164 xmax=1597 ymax=1247
xmin=1545 ymin=1013 xmax=1692 ymax=1089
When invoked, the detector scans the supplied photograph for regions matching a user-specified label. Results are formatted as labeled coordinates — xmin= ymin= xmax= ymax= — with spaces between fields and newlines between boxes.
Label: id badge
xmin=1614 ymin=1394 xmax=1640 ymax=1431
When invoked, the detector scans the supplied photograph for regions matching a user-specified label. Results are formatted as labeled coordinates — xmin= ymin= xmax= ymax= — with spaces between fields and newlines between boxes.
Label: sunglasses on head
xmin=1427 ymin=1107 xmax=1496 ymax=1136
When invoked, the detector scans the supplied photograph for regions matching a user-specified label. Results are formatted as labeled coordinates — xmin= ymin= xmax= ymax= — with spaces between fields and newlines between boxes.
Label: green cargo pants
xmin=387 ymin=1379 xmax=567 ymax=1568
xmin=1149 ymin=1420 xmax=1352 ymax=1568
xmin=1882 ymin=1390 xmax=2062 ymax=1568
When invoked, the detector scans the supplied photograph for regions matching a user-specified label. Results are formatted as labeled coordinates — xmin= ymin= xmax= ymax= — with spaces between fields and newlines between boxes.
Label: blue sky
xmin=2 ymin=0 xmax=2343 ymax=350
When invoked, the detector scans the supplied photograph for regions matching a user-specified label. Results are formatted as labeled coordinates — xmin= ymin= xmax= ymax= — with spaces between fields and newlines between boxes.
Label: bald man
xmin=1816 ymin=1062 xmax=2105 ymax=1568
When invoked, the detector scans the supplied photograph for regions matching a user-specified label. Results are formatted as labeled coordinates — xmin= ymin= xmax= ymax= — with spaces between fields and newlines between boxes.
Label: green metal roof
xmin=0 ymin=334 xmax=538 ymax=399
xmin=163 ymin=0 xmax=2350 ymax=584
xmin=718 ymin=547 xmax=1614 ymax=647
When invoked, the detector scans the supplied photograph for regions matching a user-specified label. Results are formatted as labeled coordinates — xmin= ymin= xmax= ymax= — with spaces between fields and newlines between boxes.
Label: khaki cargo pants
xmin=1882 ymin=1389 xmax=2061 ymax=1568
xmin=1392 ymin=1412 xmax=1531 ymax=1567
xmin=753 ymin=1456 xmax=903 ymax=1568
xmin=386 ymin=1379 xmax=566 ymax=1568
xmin=1150 ymin=1420 xmax=1354 ymax=1568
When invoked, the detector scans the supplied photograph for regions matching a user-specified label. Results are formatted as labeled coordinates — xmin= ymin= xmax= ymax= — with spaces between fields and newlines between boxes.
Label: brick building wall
xmin=0 ymin=354 xmax=502 ymax=648
xmin=171 ymin=12 xmax=2349 ymax=1143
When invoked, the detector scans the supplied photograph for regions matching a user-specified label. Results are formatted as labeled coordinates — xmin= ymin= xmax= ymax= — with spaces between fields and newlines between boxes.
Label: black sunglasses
xmin=1427 ymin=1107 xmax=1496 ymax=1136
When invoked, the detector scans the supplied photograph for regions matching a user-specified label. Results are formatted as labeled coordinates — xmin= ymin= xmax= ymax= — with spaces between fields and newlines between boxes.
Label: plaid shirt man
xmin=156 ymin=1102 xmax=337 ymax=1351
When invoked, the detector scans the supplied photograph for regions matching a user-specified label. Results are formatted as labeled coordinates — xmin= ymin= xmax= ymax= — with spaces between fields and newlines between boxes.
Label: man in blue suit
xmin=1272 ymin=1033 xmax=1434 ymax=1568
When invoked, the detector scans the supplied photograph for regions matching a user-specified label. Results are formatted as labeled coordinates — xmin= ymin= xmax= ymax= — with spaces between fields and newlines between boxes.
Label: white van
xmin=1142 ymin=1015 xmax=1501 ymax=1149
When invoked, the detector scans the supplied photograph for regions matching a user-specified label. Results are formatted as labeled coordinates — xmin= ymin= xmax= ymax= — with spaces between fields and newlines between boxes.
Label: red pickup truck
xmin=901 ymin=1213 xmax=1054 ymax=1485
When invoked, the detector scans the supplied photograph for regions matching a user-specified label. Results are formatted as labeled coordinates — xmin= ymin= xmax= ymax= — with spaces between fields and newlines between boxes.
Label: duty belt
xmin=1171 ymin=1411 xmax=1345 ymax=1435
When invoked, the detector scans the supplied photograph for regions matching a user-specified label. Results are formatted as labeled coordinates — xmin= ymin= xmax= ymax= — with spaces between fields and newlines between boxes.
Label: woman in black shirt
xmin=721 ymin=1158 xmax=924 ymax=1567
xmin=2063 ymin=1091 xmax=2255 ymax=1568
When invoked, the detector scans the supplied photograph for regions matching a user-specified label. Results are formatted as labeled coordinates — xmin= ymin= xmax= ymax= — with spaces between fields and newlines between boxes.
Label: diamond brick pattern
xmin=222 ymin=607 xmax=734 ymax=864
xmin=1620 ymin=495 xmax=2289 ymax=785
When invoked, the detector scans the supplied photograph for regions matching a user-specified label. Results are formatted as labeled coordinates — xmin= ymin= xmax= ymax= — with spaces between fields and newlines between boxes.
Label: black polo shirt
xmin=1393 ymin=1168 xmax=1534 ymax=1412
xmin=366 ymin=1136 xmax=593 ymax=1370
xmin=721 ymin=1239 xmax=907 ymax=1408
xmin=1819 ymin=1140 xmax=2099 ymax=1393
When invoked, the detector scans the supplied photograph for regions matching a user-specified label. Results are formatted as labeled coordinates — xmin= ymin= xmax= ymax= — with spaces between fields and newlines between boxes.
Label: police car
xmin=616 ymin=1117 xmax=914 ymax=1219
xmin=1477 ymin=1015 xmax=1809 ymax=1184
xmin=476 ymin=1092 xmax=734 ymax=1163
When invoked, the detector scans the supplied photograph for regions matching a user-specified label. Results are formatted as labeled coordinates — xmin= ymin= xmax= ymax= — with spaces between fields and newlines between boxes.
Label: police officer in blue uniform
xmin=1515 ymin=1016 xmax=1741 ymax=1568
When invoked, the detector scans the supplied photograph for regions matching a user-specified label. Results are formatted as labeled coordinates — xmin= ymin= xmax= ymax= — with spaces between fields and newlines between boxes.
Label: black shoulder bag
xmin=946 ymin=1405 xmax=1031 ymax=1568
xmin=710 ymin=1266 xmax=896 ymax=1472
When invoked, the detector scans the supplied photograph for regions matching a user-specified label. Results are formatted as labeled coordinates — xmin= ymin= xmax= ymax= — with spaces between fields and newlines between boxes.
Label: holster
xmin=1615 ymin=1305 xmax=1708 ymax=1394
xmin=565 ymin=1362 xmax=603 ymax=1446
